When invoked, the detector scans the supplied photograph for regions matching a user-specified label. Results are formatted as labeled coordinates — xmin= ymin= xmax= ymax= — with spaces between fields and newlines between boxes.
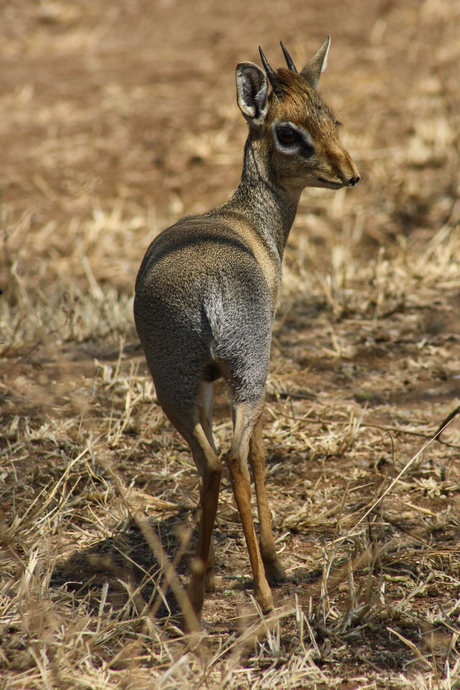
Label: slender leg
xmin=158 ymin=393 xmax=222 ymax=620
xmin=187 ymin=425 xmax=222 ymax=617
xmin=249 ymin=416 xmax=285 ymax=583
xmin=199 ymin=381 xmax=217 ymax=592
xmin=200 ymin=381 xmax=217 ymax=453
xmin=226 ymin=402 xmax=273 ymax=613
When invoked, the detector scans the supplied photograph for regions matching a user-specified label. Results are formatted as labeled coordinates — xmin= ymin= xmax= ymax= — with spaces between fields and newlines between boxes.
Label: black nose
xmin=348 ymin=176 xmax=360 ymax=187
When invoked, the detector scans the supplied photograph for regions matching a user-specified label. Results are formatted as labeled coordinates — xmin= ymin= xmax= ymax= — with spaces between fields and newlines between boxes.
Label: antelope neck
xmin=222 ymin=137 xmax=300 ymax=261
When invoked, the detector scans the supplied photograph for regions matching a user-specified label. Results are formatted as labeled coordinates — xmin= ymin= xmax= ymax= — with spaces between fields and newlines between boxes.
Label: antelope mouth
xmin=316 ymin=177 xmax=344 ymax=189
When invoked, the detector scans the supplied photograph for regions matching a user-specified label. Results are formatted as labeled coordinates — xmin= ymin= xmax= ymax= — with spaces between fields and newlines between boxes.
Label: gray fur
xmin=135 ymin=218 xmax=272 ymax=412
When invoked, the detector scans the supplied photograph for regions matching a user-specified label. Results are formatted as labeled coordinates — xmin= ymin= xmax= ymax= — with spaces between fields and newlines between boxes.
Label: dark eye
xmin=277 ymin=126 xmax=298 ymax=144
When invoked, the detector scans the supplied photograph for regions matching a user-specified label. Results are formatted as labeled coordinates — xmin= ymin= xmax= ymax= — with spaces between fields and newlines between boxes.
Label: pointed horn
xmin=280 ymin=42 xmax=297 ymax=72
xmin=258 ymin=46 xmax=283 ymax=97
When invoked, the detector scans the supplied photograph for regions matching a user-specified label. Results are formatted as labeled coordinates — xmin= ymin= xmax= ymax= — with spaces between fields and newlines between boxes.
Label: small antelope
xmin=134 ymin=38 xmax=359 ymax=620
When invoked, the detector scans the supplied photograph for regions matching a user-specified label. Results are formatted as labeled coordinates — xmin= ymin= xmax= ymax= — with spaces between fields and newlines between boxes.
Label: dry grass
xmin=1 ymin=0 xmax=460 ymax=688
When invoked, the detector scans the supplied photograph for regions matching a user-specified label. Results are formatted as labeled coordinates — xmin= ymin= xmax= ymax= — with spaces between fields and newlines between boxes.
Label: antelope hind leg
xmin=187 ymin=426 xmax=222 ymax=617
xmin=226 ymin=401 xmax=274 ymax=613
xmin=199 ymin=381 xmax=218 ymax=593
xmin=249 ymin=416 xmax=286 ymax=583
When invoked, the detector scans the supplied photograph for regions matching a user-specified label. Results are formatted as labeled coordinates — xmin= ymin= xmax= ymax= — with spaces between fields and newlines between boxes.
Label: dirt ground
xmin=1 ymin=1 xmax=460 ymax=688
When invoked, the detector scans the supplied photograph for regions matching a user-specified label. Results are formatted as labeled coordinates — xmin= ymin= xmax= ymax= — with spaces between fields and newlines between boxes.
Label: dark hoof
xmin=205 ymin=568 xmax=216 ymax=593
xmin=264 ymin=556 xmax=286 ymax=584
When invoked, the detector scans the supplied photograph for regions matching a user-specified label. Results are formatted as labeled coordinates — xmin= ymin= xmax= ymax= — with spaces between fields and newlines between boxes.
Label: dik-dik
xmin=134 ymin=38 xmax=359 ymax=620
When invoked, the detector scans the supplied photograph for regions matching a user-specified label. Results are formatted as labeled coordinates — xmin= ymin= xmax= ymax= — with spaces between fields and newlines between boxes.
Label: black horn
xmin=280 ymin=42 xmax=297 ymax=72
xmin=258 ymin=46 xmax=284 ymax=97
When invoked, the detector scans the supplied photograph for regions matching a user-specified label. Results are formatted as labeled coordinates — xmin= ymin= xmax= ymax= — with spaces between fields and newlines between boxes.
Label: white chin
xmin=317 ymin=179 xmax=343 ymax=190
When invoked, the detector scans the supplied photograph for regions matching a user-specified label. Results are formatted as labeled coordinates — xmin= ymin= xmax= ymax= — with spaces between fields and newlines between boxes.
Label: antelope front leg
xmin=249 ymin=417 xmax=286 ymax=583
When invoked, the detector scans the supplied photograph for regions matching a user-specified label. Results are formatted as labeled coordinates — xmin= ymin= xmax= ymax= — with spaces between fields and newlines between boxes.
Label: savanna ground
xmin=1 ymin=0 xmax=460 ymax=688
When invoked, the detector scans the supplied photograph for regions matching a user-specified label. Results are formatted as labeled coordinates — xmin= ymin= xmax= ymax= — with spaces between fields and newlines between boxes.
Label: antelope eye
xmin=276 ymin=126 xmax=298 ymax=144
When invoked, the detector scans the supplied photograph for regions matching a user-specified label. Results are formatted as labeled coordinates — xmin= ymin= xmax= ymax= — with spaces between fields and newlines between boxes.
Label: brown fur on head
xmin=239 ymin=42 xmax=359 ymax=192
xmin=267 ymin=67 xmax=338 ymax=137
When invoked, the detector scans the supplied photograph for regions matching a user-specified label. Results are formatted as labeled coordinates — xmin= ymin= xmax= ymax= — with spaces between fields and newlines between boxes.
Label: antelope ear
xmin=236 ymin=62 xmax=268 ymax=128
xmin=300 ymin=36 xmax=331 ymax=89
